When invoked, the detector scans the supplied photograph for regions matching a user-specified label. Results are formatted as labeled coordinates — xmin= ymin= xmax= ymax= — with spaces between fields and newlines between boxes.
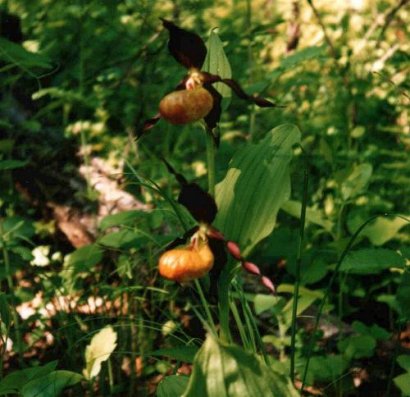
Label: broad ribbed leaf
xmin=340 ymin=248 xmax=405 ymax=274
xmin=215 ymin=124 xmax=301 ymax=255
xmin=182 ymin=335 xmax=299 ymax=397
xmin=21 ymin=371 xmax=82 ymax=397
xmin=0 ymin=362 xmax=57 ymax=395
xmin=157 ymin=375 xmax=189 ymax=397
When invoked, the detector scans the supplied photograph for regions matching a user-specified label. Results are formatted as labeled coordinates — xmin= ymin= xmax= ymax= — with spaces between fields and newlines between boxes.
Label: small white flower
xmin=30 ymin=246 xmax=50 ymax=267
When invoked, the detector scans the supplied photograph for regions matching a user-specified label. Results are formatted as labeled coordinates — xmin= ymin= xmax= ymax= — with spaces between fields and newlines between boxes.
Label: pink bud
xmin=261 ymin=276 xmax=276 ymax=294
xmin=242 ymin=261 xmax=261 ymax=276
xmin=226 ymin=241 xmax=242 ymax=260
xmin=206 ymin=228 xmax=225 ymax=241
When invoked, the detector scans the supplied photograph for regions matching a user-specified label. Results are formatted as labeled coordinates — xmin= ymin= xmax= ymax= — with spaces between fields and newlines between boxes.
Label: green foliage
xmin=394 ymin=355 xmax=410 ymax=396
xmin=1 ymin=0 xmax=409 ymax=395
xmin=156 ymin=375 xmax=189 ymax=397
xmin=0 ymin=362 xmax=81 ymax=397
xmin=182 ymin=335 xmax=299 ymax=397
xmin=215 ymin=124 xmax=300 ymax=255
xmin=150 ymin=346 xmax=199 ymax=364
xmin=203 ymin=29 xmax=232 ymax=105
xmin=338 ymin=335 xmax=376 ymax=360
xmin=301 ymin=355 xmax=348 ymax=385
xmin=339 ymin=248 xmax=405 ymax=274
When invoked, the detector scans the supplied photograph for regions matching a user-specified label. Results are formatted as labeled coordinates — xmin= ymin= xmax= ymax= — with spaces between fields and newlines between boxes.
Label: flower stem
xmin=290 ymin=166 xmax=308 ymax=382
xmin=194 ymin=279 xmax=217 ymax=337
xmin=205 ymin=129 xmax=216 ymax=196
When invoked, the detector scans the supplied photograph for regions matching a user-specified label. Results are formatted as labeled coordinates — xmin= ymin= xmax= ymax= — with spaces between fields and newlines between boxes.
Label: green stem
xmin=205 ymin=129 xmax=216 ymax=196
xmin=290 ymin=167 xmax=308 ymax=382
xmin=194 ymin=279 xmax=217 ymax=337
xmin=218 ymin=263 xmax=236 ymax=343
xmin=108 ymin=358 xmax=114 ymax=393
xmin=230 ymin=300 xmax=250 ymax=350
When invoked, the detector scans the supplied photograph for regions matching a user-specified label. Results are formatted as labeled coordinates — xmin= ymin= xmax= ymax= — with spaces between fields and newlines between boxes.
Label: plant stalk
xmin=290 ymin=167 xmax=308 ymax=382
xmin=205 ymin=129 xmax=216 ymax=196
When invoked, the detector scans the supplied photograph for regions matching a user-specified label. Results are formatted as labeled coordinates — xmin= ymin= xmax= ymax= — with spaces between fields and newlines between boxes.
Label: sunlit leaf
xmin=340 ymin=163 xmax=373 ymax=200
xmin=281 ymin=200 xmax=334 ymax=231
xmin=339 ymin=248 xmax=405 ymax=274
xmin=83 ymin=326 xmax=117 ymax=380
xmin=0 ymin=37 xmax=52 ymax=69
xmin=203 ymin=29 xmax=232 ymax=104
xmin=349 ymin=216 xmax=410 ymax=246
xmin=253 ymin=294 xmax=280 ymax=315
xmin=394 ymin=373 xmax=410 ymax=396
xmin=397 ymin=355 xmax=410 ymax=372
xmin=215 ymin=124 xmax=301 ymax=255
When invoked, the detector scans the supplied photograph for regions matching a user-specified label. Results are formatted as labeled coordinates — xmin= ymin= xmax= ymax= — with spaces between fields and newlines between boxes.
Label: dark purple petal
xmin=161 ymin=19 xmax=207 ymax=69
xmin=162 ymin=159 xmax=218 ymax=223
xmin=203 ymin=84 xmax=222 ymax=140
xmin=220 ymin=78 xmax=281 ymax=107
xmin=202 ymin=72 xmax=284 ymax=108
xmin=138 ymin=113 xmax=162 ymax=139
xmin=178 ymin=183 xmax=217 ymax=224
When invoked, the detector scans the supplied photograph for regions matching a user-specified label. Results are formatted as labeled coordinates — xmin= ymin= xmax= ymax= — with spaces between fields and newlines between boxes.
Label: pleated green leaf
xmin=215 ymin=124 xmax=301 ymax=256
xmin=203 ymin=29 xmax=232 ymax=100
xmin=157 ymin=375 xmax=189 ymax=397
xmin=182 ymin=335 xmax=299 ymax=397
